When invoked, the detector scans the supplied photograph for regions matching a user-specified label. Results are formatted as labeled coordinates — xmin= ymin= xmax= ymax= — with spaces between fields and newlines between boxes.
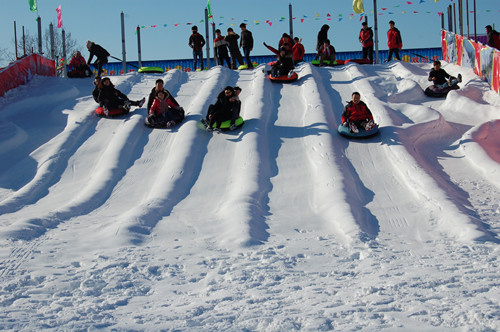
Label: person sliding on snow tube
xmin=203 ymin=86 xmax=239 ymax=133
xmin=263 ymin=40 xmax=296 ymax=80
xmin=341 ymin=92 xmax=375 ymax=134
xmin=92 ymin=76 xmax=102 ymax=104
xmin=278 ymin=33 xmax=295 ymax=55
xmin=146 ymin=90 xmax=184 ymax=128
xmin=146 ymin=79 xmax=183 ymax=115
xmin=428 ymin=60 xmax=462 ymax=88
xmin=97 ymin=77 xmax=145 ymax=117
xmin=425 ymin=60 xmax=462 ymax=97
xmin=270 ymin=46 xmax=295 ymax=78
xmin=229 ymin=86 xmax=242 ymax=130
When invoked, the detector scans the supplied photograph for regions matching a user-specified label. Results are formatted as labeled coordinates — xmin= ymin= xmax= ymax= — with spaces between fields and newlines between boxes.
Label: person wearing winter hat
xmin=86 ymin=40 xmax=110 ymax=77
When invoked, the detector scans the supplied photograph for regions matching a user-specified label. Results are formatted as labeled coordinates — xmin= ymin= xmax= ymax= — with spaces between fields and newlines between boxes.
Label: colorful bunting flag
xmin=56 ymin=5 xmax=62 ymax=28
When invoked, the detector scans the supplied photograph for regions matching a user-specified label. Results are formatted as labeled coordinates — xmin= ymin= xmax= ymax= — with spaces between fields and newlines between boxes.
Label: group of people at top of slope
xmin=190 ymin=23 xmax=254 ymax=70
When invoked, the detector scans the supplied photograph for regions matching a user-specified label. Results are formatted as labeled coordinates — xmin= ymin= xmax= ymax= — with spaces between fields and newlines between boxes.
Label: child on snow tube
xmin=341 ymin=92 xmax=375 ymax=134
xmin=146 ymin=90 xmax=185 ymax=128
xmin=425 ymin=60 xmax=462 ymax=97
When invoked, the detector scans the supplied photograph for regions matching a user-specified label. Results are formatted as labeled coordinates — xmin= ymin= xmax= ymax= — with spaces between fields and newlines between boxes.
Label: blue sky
xmin=1 ymin=0 xmax=498 ymax=66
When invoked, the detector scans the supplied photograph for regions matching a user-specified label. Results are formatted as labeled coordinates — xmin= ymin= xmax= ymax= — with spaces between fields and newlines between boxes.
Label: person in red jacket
xmin=292 ymin=37 xmax=305 ymax=65
xmin=147 ymin=90 xmax=185 ymax=128
xmin=278 ymin=33 xmax=294 ymax=55
xmin=341 ymin=92 xmax=375 ymax=133
xmin=386 ymin=20 xmax=402 ymax=62
xmin=359 ymin=22 xmax=374 ymax=64
xmin=68 ymin=51 xmax=91 ymax=77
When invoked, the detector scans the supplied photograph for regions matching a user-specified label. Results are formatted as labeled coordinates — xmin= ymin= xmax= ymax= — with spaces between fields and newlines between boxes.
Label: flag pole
xmin=205 ymin=8 xmax=210 ymax=69
xmin=373 ymin=0 xmax=379 ymax=64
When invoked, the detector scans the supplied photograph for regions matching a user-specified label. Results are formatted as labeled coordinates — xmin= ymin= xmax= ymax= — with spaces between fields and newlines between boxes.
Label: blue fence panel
xmin=92 ymin=47 xmax=442 ymax=76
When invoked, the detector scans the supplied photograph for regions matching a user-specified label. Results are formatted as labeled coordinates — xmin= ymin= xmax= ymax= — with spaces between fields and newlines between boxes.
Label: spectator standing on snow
xmin=386 ymin=20 xmax=402 ymax=62
xmin=225 ymin=28 xmax=244 ymax=69
xmin=315 ymin=24 xmax=330 ymax=60
xmin=189 ymin=26 xmax=206 ymax=71
xmin=359 ymin=22 xmax=374 ymax=64
xmin=214 ymin=29 xmax=231 ymax=67
xmin=485 ymin=25 xmax=500 ymax=49
xmin=292 ymin=37 xmax=305 ymax=65
xmin=239 ymin=23 xmax=254 ymax=69
xmin=86 ymin=40 xmax=110 ymax=77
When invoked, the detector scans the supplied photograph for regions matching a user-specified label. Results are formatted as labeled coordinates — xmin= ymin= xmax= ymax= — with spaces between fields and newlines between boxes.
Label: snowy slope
xmin=0 ymin=62 xmax=499 ymax=331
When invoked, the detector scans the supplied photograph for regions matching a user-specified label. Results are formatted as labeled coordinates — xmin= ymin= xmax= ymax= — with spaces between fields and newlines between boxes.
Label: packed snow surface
xmin=0 ymin=62 xmax=499 ymax=331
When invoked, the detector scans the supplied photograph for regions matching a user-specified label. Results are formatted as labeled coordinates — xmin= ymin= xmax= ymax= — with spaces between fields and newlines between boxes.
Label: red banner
xmin=0 ymin=54 xmax=56 ymax=97
xmin=442 ymin=30 xmax=499 ymax=94
xmin=493 ymin=51 xmax=500 ymax=94
xmin=441 ymin=30 xmax=447 ymax=61
xmin=456 ymin=34 xmax=464 ymax=66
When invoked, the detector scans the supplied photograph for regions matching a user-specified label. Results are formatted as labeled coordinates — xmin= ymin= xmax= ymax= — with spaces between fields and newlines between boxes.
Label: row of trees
xmin=1 ymin=24 xmax=80 ymax=67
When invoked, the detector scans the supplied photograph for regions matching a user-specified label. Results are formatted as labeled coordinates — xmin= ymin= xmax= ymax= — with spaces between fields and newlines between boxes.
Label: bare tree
xmin=0 ymin=47 xmax=14 ymax=67
xmin=14 ymin=25 xmax=80 ymax=61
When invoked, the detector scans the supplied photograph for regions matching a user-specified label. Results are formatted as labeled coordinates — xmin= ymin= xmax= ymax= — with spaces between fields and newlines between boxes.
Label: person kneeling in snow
xmin=67 ymin=51 xmax=92 ymax=78
xmin=428 ymin=60 xmax=462 ymax=89
xmin=341 ymin=92 xmax=375 ymax=134
xmin=97 ymin=77 xmax=145 ymax=116
xmin=146 ymin=90 xmax=185 ymax=128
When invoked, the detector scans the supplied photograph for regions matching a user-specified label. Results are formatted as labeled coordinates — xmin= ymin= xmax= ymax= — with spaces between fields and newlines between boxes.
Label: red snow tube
xmin=268 ymin=72 xmax=298 ymax=83
xmin=344 ymin=58 xmax=371 ymax=65
xmin=95 ymin=106 xmax=129 ymax=117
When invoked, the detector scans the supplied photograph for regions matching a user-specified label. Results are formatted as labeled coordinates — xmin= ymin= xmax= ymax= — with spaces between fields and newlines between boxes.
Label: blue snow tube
xmin=338 ymin=123 xmax=379 ymax=138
